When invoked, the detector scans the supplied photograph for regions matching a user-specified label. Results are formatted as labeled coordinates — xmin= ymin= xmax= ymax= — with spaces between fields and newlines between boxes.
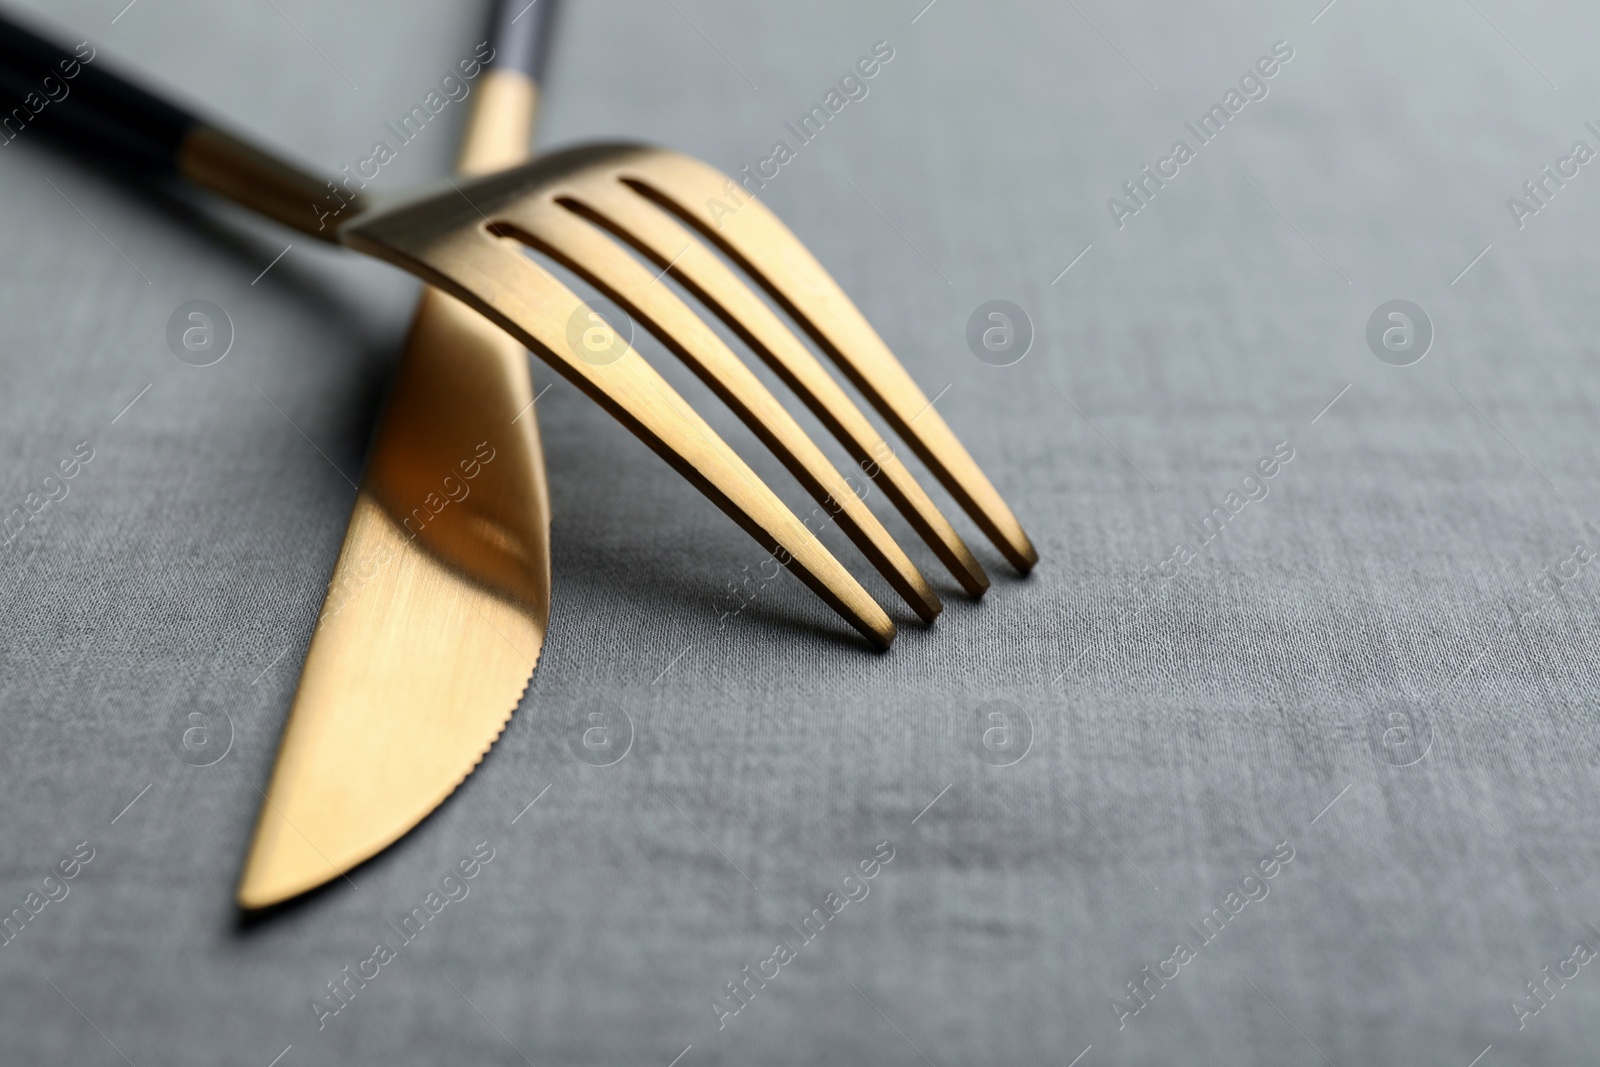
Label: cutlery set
xmin=0 ymin=0 xmax=1035 ymax=906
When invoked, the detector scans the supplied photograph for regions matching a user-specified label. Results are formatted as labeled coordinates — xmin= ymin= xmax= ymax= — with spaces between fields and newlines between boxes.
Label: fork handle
xmin=0 ymin=4 xmax=559 ymax=239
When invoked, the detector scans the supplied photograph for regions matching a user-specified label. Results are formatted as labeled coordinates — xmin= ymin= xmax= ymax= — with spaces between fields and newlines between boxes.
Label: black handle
xmin=485 ymin=0 xmax=561 ymax=86
xmin=0 ymin=2 xmax=562 ymax=237
xmin=0 ymin=13 xmax=196 ymax=174
xmin=0 ymin=2 xmax=561 ymax=175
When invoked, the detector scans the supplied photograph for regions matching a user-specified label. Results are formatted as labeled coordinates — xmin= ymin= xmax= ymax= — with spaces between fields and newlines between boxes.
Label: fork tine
xmin=560 ymin=177 xmax=991 ymax=599
xmin=344 ymin=209 xmax=897 ymax=648
xmin=617 ymin=151 xmax=1039 ymax=575
xmin=489 ymin=196 xmax=943 ymax=624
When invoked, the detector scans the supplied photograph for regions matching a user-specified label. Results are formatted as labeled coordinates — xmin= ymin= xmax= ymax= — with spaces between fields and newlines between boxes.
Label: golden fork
xmin=2 ymin=17 xmax=1036 ymax=648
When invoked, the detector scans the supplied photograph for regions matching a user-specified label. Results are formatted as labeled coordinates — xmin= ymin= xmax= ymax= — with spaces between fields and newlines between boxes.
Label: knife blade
xmin=237 ymin=0 xmax=559 ymax=909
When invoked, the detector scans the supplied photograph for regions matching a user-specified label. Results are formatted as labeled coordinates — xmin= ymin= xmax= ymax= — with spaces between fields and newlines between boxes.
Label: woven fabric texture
xmin=2 ymin=1 xmax=1598 ymax=1063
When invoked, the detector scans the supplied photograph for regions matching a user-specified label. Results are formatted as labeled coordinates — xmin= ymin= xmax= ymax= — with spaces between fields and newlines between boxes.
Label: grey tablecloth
xmin=4 ymin=0 xmax=1600 ymax=1063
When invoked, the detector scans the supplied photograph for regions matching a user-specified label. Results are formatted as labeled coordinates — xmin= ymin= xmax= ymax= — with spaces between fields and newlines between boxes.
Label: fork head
xmin=342 ymin=143 xmax=1036 ymax=647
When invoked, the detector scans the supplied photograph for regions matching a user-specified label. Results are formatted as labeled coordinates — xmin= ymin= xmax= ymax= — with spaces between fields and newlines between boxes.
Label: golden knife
xmin=238 ymin=0 xmax=560 ymax=909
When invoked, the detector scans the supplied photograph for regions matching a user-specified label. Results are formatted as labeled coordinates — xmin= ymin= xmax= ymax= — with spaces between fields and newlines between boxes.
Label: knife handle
xmin=486 ymin=0 xmax=561 ymax=87
xmin=459 ymin=0 xmax=561 ymax=176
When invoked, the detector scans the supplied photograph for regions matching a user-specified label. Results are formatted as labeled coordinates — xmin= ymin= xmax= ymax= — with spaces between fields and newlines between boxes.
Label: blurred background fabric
xmin=3 ymin=0 xmax=1600 ymax=1063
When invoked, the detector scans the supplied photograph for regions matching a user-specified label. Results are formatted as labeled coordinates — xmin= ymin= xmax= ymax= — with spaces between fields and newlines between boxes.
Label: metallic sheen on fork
xmin=342 ymin=144 xmax=1039 ymax=646
xmin=0 ymin=12 xmax=1036 ymax=647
